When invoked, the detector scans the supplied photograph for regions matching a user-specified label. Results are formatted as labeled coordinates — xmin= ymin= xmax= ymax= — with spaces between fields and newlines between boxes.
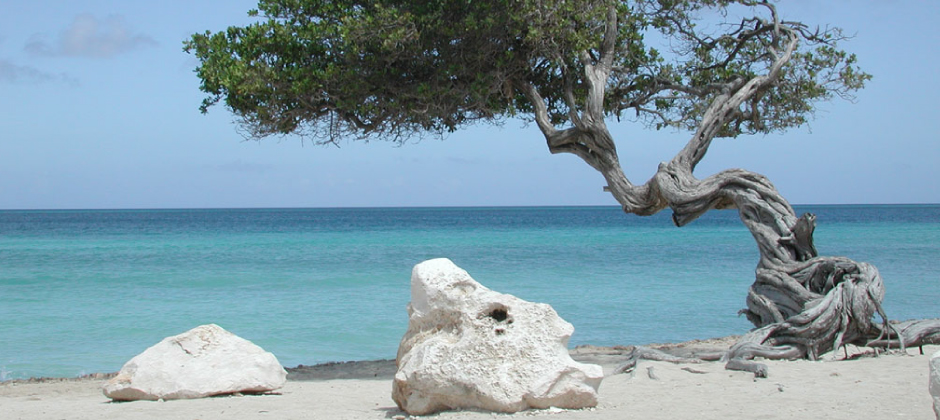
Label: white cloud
xmin=0 ymin=59 xmax=78 ymax=85
xmin=25 ymin=14 xmax=157 ymax=58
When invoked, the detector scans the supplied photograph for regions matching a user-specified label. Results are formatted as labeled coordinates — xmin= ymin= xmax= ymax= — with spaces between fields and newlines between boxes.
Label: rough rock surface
xmin=931 ymin=350 xmax=940 ymax=420
xmin=392 ymin=258 xmax=603 ymax=415
xmin=103 ymin=324 xmax=287 ymax=401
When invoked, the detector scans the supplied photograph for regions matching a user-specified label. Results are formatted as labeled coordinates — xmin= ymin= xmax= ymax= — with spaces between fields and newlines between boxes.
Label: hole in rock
xmin=489 ymin=308 xmax=508 ymax=322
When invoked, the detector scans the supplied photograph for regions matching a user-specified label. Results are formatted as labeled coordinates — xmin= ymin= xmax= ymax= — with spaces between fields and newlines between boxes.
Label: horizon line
xmin=1 ymin=202 xmax=938 ymax=212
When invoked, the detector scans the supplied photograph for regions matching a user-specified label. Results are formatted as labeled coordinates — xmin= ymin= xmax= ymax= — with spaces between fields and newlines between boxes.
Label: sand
xmin=3 ymin=341 xmax=936 ymax=420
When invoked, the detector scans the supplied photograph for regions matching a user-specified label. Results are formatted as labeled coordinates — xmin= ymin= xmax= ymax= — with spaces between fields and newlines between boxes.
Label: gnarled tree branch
xmin=519 ymin=2 xmax=940 ymax=376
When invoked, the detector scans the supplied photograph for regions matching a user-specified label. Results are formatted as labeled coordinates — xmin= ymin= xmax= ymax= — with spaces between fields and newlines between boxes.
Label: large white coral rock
xmin=392 ymin=258 xmax=603 ymax=415
xmin=931 ymin=350 xmax=940 ymax=420
xmin=103 ymin=324 xmax=287 ymax=401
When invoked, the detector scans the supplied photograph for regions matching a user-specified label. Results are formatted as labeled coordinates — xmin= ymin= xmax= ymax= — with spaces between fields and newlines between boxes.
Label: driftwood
xmin=521 ymin=3 xmax=940 ymax=376
xmin=614 ymin=346 xmax=705 ymax=375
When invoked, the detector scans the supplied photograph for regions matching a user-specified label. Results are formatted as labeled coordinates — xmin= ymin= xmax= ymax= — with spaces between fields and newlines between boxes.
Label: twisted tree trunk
xmin=611 ymin=125 xmax=940 ymax=376
xmin=523 ymin=6 xmax=940 ymax=376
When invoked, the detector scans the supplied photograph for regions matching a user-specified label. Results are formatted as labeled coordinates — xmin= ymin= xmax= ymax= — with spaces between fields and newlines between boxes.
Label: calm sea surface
xmin=1 ymin=205 xmax=937 ymax=380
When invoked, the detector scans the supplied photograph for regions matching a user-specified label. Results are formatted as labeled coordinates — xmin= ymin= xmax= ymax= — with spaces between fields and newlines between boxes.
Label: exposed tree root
xmin=622 ymin=318 xmax=940 ymax=379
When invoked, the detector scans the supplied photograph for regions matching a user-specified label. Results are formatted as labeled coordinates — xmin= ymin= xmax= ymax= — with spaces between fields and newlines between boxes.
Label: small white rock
xmin=103 ymin=324 xmax=287 ymax=401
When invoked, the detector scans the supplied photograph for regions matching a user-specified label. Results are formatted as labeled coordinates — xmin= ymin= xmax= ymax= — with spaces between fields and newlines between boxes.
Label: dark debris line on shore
xmin=287 ymin=359 xmax=398 ymax=381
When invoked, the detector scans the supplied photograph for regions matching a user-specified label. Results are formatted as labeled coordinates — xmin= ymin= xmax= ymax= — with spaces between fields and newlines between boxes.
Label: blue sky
xmin=1 ymin=1 xmax=937 ymax=209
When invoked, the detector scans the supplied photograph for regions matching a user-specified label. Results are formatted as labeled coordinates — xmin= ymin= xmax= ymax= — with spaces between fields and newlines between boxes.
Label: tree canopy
xmin=186 ymin=0 xmax=868 ymax=145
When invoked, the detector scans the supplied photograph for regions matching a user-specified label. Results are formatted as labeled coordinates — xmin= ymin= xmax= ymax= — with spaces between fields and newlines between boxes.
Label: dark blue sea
xmin=1 ymin=205 xmax=937 ymax=380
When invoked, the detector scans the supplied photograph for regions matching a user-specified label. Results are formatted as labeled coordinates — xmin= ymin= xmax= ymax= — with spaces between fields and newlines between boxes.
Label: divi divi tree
xmin=187 ymin=0 xmax=939 ymax=374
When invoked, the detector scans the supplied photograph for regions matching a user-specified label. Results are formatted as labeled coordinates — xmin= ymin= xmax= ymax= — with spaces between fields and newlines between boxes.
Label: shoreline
xmin=2 ymin=338 xmax=936 ymax=420
xmin=1 ymin=336 xmax=743 ymax=384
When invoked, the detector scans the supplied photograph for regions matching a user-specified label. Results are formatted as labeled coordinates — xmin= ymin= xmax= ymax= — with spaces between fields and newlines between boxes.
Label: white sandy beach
xmin=3 ymin=341 xmax=936 ymax=420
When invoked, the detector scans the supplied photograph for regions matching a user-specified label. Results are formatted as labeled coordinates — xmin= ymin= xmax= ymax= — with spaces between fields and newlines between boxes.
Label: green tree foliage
xmin=185 ymin=0 xmax=869 ymax=144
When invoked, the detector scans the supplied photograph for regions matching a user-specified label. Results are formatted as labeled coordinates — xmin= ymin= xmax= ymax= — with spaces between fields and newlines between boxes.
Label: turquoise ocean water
xmin=1 ymin=205 xmax=937 ymax=380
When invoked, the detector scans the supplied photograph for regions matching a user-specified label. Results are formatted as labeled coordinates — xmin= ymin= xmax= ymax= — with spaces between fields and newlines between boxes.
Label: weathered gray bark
xmin=523 ymin=5 xmax=940 ymax=376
